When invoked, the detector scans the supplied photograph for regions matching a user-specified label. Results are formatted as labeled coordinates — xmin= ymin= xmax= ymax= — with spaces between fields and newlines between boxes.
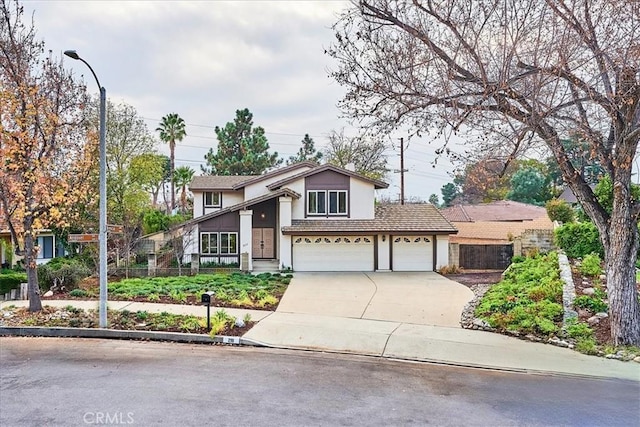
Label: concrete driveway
xmin=276 ymin=272 xmax=474 ymax=328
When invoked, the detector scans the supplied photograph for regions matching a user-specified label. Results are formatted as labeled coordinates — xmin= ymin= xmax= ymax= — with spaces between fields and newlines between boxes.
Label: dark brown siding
xmin=305 ymin=170 xmax=351 ymax=218
xmin=305 ymin=170 xmax=350 ymax=190
xmin=199 ymin=211 xmax=239 ymax=232
xmin=250 ymin=199 xmax=277 ymax=228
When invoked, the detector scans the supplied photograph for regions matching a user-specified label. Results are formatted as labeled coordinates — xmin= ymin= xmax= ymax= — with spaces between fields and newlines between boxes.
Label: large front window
xmin=204 ymin=192 xmax=221 ymax=208
xmin=201 ymin=232 xmax=237 ymax=255
xmin=308 ymin=190 xmax=347 ymax=215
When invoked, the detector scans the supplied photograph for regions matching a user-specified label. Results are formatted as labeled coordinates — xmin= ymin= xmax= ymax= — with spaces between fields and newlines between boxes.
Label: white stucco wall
xmin=349 ymin=178 xmax=375 ymax=219
xmin=221 ymin=191 xmax=244 ymax=208
xmin=287 ymin=180 xmax=306 ymax=220
xmin=436 ymin=235 xmax=450 ymax=269
xmin=278 ymin=197 xmax=292 ymax=269
xmin=377 ymin=234 xmax=390 ymax=270
xmin=192 ymin=191 xmax=204 ymax=218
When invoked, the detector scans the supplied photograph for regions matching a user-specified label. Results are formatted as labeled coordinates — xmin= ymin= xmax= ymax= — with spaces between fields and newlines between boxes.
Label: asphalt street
xmin=1 ymin=337 xmax=638 ymax=426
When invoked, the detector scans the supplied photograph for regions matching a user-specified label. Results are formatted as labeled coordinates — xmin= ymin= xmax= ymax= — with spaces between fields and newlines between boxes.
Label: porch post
xmin=278 ymin=197 xmax=292 ymax=270
xmin=239 ymin=210 xmax=253 ymax=272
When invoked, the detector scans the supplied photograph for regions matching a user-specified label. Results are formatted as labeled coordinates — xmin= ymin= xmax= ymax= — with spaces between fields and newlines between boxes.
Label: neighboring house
xmin=0 ymin=212 xmax=63 ymax=266
xmin=440 ymin=200 xmax=554 ymax=244
xmin=186 ymin=162 xmax=457 ymax=272
xmin=440 ymin=201 xmax=554 ymax=270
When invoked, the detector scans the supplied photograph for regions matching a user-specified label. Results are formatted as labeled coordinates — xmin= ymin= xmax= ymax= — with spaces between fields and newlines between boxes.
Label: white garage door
xmin=293 ymin=236 xmax=374 ymax=271
xmin=393 ymin=236 xmax=433 ymax=271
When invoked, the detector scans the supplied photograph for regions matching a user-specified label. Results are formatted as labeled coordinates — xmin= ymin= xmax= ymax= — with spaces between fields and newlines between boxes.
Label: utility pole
xmin=393 ymin=137 xmax=409 ymax=205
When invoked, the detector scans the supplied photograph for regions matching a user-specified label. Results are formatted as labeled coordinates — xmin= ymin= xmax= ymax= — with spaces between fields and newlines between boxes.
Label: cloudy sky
xmin=22 ymin=0 xmax=457 ymax=201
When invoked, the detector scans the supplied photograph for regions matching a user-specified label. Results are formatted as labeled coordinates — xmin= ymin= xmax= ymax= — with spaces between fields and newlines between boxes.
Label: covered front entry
xmin=292 ymin=235 xmax=374 ymax=271
xmin=252 ymin=228 xmax=274 ymax=259
xmin=392 ymin=236 xmax=433 ymax=271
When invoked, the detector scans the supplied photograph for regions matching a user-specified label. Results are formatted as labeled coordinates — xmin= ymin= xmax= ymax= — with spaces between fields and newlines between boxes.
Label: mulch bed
xmin=445 ymin=271 xmax=504 ymax=290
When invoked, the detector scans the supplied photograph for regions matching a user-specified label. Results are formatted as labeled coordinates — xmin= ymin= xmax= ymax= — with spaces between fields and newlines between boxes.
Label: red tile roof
xmin=440 ymin=201 xmax=548 ymax=223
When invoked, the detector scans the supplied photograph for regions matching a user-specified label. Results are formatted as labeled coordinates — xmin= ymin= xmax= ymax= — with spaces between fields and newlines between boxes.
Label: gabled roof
xmin=231 ymin=161 xmax=318 ymax=189
xmin=189 ymin=175 xmax=257 ymax=191
xmin=281 ymin=204 xmax=456 ymax=235
xmin=267 ymin=164 xmax=389 ymax=190
xmin=440 ymin=200 xmax=548 ymax=223
xmin=188 ymin=161 xmax=318 ymax=192
xmin=182 ymin=188 xmax=301 ymax=227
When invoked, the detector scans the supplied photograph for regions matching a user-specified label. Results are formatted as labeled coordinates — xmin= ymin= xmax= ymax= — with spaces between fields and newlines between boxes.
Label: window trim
xmin=200 ymin=232 xmax=237 ymax=255
xmin=203 ymin=191 xmax=221 ymax=208
xmin=307 ymin=190 xmax=348 ymax=216
xmin=328 ymin=190 xmax=348 ymax=215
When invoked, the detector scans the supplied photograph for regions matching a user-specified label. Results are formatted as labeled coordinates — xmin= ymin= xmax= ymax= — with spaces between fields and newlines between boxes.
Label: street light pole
xmin=64 ymin=50 xmax=108 ymax=328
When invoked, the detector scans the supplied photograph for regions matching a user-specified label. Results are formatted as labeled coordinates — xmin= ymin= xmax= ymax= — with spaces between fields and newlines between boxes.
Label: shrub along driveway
xmin=276 ymin=272 xmax=474 ymax=328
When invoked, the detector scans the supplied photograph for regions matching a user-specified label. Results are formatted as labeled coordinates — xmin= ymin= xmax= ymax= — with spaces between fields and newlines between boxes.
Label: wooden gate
xmin=459 ymin=244 xmax=513 ymax=270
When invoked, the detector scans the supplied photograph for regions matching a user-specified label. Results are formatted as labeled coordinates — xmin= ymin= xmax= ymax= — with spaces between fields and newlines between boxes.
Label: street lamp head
xmin=64 ymin=50 xmax=80 ymax=60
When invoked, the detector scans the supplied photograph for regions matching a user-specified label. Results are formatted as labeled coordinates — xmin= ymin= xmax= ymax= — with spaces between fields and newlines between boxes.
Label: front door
xmin=252 ymin=228 xmax=274 ymax=259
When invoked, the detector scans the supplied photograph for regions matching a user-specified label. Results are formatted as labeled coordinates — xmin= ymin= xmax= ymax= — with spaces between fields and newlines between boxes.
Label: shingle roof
xmin=231 ymin=161 xmax=318 ymax=189
xmin=181 ymin=188 xmax=301 ymax=228
xmin=281 ymin=204 xmax=457 ymax=235
xmin=440 ymin=201 xmax=548 ymax=222
xmin=189 ymin=175 xmax=257 ymax=191
xmin=267 ymin=164 xmax=389 ymax=190
xmin=188 ymin=162 xmax=319 ymax=191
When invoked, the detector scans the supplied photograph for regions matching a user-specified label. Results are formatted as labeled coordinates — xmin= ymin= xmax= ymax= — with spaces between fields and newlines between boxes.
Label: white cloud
xmin=21 ymin=0 xmax=454 ymax=200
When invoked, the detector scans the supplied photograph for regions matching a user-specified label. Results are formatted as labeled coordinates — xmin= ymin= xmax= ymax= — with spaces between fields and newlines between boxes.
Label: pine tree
xmin=202 ymin=108 xmax=282 ymax=175
xmin=287 ymin=134 xmax=322 ymax=165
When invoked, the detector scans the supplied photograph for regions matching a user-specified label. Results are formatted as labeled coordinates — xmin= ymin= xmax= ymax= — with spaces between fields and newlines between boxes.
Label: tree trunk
xmin=170 ymin=140 xmax=175 ymax=212
xmin=24 ymin=233 xmax=42 ymax=312
xmin=603 ymin=209 xmax=640 ymax=346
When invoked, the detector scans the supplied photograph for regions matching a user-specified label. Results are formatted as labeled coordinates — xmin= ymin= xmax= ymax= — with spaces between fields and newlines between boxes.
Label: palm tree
xmin=156 ymin=113 xmax=186 ymax=212
xmin=173 ymin=165 xmax=195 ymax=215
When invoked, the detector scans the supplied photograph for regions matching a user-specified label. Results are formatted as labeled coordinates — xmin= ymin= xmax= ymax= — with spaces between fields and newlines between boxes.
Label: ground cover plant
xmin=47 ymin=272 xmax=292 ymax=310
xmin=0 ymin=305 xmax=253 ymax=336
xmin=474 ymin=252 xmax=564 ymax=336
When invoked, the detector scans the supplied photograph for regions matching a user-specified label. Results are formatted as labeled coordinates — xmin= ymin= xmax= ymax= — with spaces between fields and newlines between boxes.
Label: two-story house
xmin=186 ymin=162 xmax=457 ymax=272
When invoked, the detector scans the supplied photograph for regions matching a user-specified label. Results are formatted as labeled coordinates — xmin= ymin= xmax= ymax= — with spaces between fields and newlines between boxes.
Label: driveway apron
xmin=275 ymin=272 xmax=473 ymax=327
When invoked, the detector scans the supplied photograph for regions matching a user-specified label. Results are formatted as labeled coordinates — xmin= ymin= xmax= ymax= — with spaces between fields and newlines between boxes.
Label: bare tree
xmin=324 ymin=128 xmax=388 ymax=180
xmin=329 ymin=0 xmax=640 ymax=345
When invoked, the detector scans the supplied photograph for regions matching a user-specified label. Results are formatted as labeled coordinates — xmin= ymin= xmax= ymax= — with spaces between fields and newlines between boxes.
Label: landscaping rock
xmin=548 ymin=337 xmax=572 ymax=348
xmin=595 ymin=312 xmax=608 ymax=318
xmin=472 ymin=318 xmax=491 ymax=329
xmin=587 ymin=316 xmax=600 ymax=325
xmin=235 ymin=318 xmax=245 ymax=328
xmin=43 ymin=290 xmax=54 ymax=297
xmin=633 ymin=356 xmax=640 ymax=364
xmin=582 ymin=287 xmax=595 ymax=296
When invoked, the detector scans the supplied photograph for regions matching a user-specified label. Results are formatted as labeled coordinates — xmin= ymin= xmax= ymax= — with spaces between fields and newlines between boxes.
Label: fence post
xmin=513 ymin=237 xmax=522 ymax=257
xmin=20 ymin=282 xmax=28 ymax=300
xmin=191 ymin=253 xmax=199 ymax=275
xmin=449 ymin=243 xmax=459 ymax=268
xmin=148 ymin=253 xmax=156 ymax=277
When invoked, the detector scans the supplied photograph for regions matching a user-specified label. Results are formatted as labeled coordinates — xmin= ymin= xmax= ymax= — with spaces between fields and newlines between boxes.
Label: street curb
xmin=0 ymin=326 xmax=264 ymax=346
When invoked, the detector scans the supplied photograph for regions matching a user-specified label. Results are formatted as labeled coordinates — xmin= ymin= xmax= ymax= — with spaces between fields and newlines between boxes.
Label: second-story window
xmin=307 ymin=190 xmax=326 ymax=215
xmin=308 ymin=190 xmax=347 ymax=215
xmin=328 ymin=190 xmax=347 ymax=215
xmin=204 ymin=191 xmax=221 ymax=208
